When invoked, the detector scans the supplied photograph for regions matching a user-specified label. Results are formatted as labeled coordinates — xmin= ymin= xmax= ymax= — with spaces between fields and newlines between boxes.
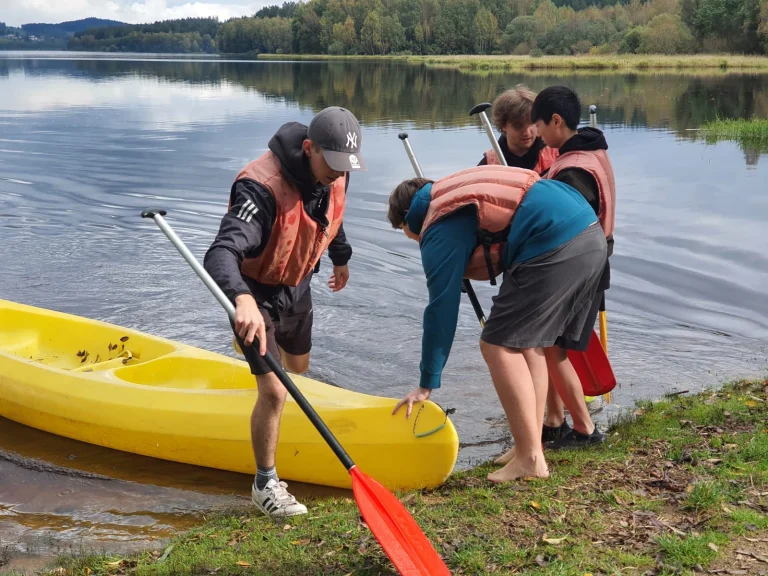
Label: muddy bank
xmin=0 ymin=451 xmax=246 ymax=573
xmin=0 ymin=417 xmax=349 ymax=574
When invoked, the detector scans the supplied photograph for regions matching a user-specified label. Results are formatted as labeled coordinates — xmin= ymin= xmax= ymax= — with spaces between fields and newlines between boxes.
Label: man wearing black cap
xmin=204 ymin=106 xmax=366 ymax=517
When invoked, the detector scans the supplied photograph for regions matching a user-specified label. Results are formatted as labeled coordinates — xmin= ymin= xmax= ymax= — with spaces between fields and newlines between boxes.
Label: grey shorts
xmin=480 ymin=223 xmax=607 ymax=350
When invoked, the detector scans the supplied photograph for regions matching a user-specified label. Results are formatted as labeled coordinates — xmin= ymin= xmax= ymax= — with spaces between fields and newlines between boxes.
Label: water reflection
xmin=2 ymin=56 xmax=768 ymax=146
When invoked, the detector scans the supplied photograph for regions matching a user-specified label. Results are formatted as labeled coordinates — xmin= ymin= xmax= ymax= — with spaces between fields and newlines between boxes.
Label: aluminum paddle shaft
xmin=140 ymin=209 xmax=355 ymax=472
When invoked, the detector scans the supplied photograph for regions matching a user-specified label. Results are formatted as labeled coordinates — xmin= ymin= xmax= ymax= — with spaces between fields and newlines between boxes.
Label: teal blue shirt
xmin=406 ymin=179 xmax=597 ymax=390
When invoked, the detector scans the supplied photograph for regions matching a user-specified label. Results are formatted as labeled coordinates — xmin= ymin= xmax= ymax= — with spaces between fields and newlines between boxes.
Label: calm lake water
xmin=1 ymin=51 xmax=767 ymax=562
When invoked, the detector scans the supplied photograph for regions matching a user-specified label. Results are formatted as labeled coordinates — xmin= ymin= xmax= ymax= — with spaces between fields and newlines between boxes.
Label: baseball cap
xmin=307 ymin=106 xmax=367 ymax=172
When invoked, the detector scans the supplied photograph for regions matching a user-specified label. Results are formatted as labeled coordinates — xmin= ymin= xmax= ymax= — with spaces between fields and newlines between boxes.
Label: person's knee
xmin=256 ymin=373 xmax=288 ymax=407
xmin=283 ymin=353 xmax=309 ymax=374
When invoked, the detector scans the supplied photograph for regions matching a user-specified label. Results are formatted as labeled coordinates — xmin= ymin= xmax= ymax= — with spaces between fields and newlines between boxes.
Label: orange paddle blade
xmin=350 ymin=467 xmax=451 ymax=576
xmin=568 ymin=330 xmax=617 ymax=397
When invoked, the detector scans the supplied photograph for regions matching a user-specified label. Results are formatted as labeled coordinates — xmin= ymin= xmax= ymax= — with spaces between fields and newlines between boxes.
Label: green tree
xmin=293 ymin=3 xmax=324 ymax=52
xmin=760 ymin=0 xmax=768 ymax=51
xmin=692 ymin=0 xmax=754 ymax=49
xmin=479 ymin=0 xmax=515 ymax=30
xmin=260 ymin=16 xmax=293 ymax=52
xmin=680 ymin=0 xmax=699 ymax=27
xmin=540 ymin=14 xmax=617 ymax=54
xmin=638 ymin=14 xmax=695 ymax=52
xmin=510 ymin=0 xmax=536 ymax=18
xmin=433 ymin=0 xmax=480 ymax=54
xmin=413 ymin=22 xmax=426 ymax=51
xmin=534 ymin=0 xmax=563 ymax=35
xmin=474 ymin=7 xmax=500 ymax=53
xmin=352 ymin=0 xmax=385 ymax=34
xmin=420 ymin=0 xmax=440 ymax=45
xmin=52 ymin=0 xmax=768 ymax=56
xmin=381 ymin=14 xmax=406 ymax=52
xmin=502 ymin=15 xmax=537 ymax=52
xmin=332 ymin=16 xmax=358 ymax=53
xmin=608 ymin=2 xmax=632 ymax=32
xmin=360 ymin=11 xmax=384 ymax=53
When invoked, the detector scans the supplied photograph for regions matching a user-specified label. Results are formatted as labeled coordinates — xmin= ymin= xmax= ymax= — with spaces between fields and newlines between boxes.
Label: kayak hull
xmin=0 ymin=299 xmax=459 ymax=491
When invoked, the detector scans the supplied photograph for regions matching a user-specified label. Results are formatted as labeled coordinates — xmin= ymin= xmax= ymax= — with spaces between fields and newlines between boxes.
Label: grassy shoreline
xmin=19 ymin=377 xmax=768 ymax=575
xmin=699 ymin=118 xmax=768 ymax=148
xmin=256 ymin=53 xmax=768 ymax=72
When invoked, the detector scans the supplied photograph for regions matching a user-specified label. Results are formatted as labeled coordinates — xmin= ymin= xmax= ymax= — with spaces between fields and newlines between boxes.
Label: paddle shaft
xmin=590 ymin=106 xmax=611 ymax=403
xmin=397 ymin=132 xmax=487 ymax=327
xmin=472 ymin=104 xmax=505 ymax=167
xmin=141 ymin=210 xmax=356 ymax=472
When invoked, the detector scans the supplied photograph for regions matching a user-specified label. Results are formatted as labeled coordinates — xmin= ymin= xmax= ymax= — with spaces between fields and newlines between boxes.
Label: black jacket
xmin=204 ymin=122 xmax=353 ymax=315
xmin=477 ymin=135 xmax=548 ymax=170
xmin=545 ymin=127 xmax=612 ymax=290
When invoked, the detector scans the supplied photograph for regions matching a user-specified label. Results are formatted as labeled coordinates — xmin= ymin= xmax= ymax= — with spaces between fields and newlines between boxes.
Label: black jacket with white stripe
xmin=203 ymin=122 xmax=353 ymax=316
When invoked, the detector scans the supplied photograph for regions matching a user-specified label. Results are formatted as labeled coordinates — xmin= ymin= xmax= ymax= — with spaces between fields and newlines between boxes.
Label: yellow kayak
xmin=0 ymin=298 xmax=458 ymax=491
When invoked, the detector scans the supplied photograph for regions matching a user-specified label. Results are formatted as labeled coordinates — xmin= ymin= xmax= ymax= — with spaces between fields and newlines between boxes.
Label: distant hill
xmin=21 ymin=18 xmax=126 ymax=39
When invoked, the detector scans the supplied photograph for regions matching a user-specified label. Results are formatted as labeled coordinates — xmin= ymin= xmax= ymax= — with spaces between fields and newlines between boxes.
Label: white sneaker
xmin=251 ymin=479 xmax=308 ymax=518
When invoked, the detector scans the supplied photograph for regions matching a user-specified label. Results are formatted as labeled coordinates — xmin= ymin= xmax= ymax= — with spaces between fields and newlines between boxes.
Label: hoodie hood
xmin=404 ymin=182 xmax=432 ymax=236
xmin=559 ymin=127 xmax=608 ymax=155
xmin=268 ymin=122 xmax=323 ymax=197
xmin=268 ymin=121 xmax=332 ymax=226
xmin=497 ymin=135 xmax=547 ymax=170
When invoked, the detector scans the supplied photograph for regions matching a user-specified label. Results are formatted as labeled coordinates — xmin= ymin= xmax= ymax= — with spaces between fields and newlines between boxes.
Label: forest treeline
xmin=58 ymin=0 xmax=768 ymax=56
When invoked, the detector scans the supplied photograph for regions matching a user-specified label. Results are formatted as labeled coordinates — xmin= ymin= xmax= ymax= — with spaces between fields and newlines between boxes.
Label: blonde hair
xmin=492 ymin=84 xmax=537 ymax=131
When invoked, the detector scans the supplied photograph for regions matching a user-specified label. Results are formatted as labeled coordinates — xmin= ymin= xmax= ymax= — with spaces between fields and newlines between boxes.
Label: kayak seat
xmin=114 ymin=356 xmax=257 ymax=391
xmin=0 ymin=307 xmax=177 ymax=371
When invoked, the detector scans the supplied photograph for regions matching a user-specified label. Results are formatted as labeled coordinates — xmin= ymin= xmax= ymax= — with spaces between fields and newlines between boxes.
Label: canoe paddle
xmin=590 ymin=104 xmax=611 ymax=404
xmin=141 ymin=209 xmax=451 ymax=576
xmin=466 ymin=103 xmax=616 ymax=398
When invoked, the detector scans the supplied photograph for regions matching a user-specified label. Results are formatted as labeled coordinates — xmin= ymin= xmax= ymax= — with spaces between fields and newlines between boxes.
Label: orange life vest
xmin=229 ymin=151 xmax=346 ymax=287
xmin=484 ymin=144 xmax=559 ymax=175
xmin=545 ymin=149 xmax=616 ymax=238
xmin=420 ymin=165 xmax=540 ymax=285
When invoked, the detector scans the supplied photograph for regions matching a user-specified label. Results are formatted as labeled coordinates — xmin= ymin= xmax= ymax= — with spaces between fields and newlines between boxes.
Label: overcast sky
xmin=2 ymin=0 xmax=272 ymax=27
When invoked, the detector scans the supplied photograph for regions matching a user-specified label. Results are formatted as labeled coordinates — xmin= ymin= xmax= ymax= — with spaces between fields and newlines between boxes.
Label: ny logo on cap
xmin=346 ymin=131 xmax=358 ymax=150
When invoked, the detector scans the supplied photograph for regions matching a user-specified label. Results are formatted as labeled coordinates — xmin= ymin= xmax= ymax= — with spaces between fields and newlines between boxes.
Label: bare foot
xmin=494 ymin=446 xmax=515 ymax=465
xmin=487 ymin=453 xmax=549 ymax=484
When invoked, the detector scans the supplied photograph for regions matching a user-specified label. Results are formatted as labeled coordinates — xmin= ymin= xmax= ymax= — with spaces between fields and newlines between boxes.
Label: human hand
xmin=328 ymin=264 xmax=349 ymax=292
xmin=392 ymin=387 xmax=432 ymax=419
xmin=234 ymin=294 xmax=266 ymax=355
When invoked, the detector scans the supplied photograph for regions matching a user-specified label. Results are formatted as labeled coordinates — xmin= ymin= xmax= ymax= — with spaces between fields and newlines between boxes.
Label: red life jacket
xmin=228 ymin=151 xmax=346 ymax=287
xmin=545 ymin=149 xmax=616 ymax=238
xmin=484 ymin=144 xmax=559 ymax=175
xmin=420 ymin=165 xmax=540 ymax=285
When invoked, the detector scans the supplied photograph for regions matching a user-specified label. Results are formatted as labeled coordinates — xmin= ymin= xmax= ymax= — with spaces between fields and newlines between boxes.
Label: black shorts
xmin=231 ymin=288 xmax=314 ymax=375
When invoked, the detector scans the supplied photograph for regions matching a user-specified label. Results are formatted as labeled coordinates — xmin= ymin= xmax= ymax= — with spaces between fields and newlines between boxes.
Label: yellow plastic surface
xmin=0 ymin=299 xmax=458 ymax=490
